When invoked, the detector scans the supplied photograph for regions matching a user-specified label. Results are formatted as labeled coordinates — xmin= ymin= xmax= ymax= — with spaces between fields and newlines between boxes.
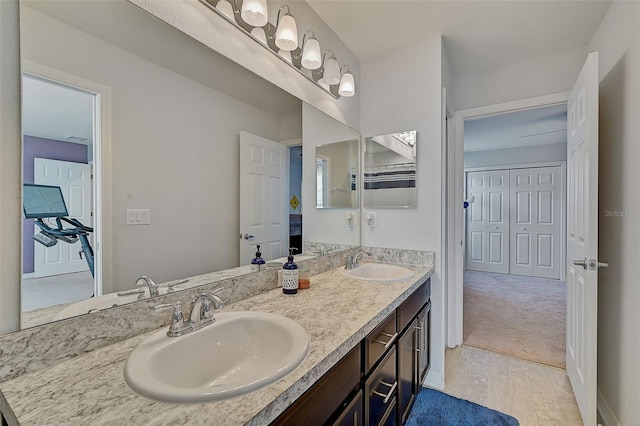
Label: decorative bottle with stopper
xmin=251 ymin=245 xmax=265 ymax=272
xmin=282 ymin=248 xmax=299 ymax=295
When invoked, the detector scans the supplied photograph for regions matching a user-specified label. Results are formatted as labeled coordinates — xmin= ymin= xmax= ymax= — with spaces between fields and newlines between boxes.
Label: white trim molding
xmin=597 ymin=387 xmax=621 ymax=426
xmin=447 ymin=92 xmax=570 ymax=347
xmin=22 ymin=60 xmax=113 ymax=296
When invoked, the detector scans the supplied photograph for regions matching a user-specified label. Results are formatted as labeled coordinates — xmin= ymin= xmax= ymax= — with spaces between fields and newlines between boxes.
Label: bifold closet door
xmin=509 ymin=167 xmax=561 ymax=279
xmin=465 ymin=170 xmax=509 ymax=273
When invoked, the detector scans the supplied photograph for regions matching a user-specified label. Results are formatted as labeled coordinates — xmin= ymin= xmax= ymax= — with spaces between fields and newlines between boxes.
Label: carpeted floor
xmin=463 ymin=271 xmax=566 ymax=368
xmin=406 ymin=387 xmax=519 ymax=426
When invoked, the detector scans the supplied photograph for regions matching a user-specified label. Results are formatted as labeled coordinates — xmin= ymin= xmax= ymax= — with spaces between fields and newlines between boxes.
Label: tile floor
xmin=444 ymin=345 xmax=583 ymax=426
xmin=21 ymin=270 xmax=94 ymax=311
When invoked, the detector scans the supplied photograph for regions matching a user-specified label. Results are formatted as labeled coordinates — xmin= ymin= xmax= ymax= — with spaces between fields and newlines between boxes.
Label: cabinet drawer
xmin=331 ymin=390 xmax=363 ymax=426
xmin=397 ymin=280 xmax=430 ymax=333
xmin=364 ymin=311 xmax=397 ymax=373
xmin=365 ymin=346 xmax=397 ymax=426
xmin=272 ymin=344 xmax=362 ymax=426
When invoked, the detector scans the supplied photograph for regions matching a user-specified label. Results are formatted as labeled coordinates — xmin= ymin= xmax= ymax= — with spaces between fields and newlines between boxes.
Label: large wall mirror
xmin=13 ymin=0 xmax=359 ymax=331
xmin=363 ymin=130 xmax=417 ymax=208
xmin=315 ymin=139 xmax=359 ymax=209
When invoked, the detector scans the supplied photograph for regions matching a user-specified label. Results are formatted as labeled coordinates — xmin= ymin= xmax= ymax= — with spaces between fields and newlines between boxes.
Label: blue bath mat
xmin=405 ymin=388 xmax=519 ymax=426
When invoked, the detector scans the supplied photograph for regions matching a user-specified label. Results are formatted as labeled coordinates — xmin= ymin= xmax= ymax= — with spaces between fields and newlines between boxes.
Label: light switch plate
xmin=126 ymin=209 xmax=151 ymax=225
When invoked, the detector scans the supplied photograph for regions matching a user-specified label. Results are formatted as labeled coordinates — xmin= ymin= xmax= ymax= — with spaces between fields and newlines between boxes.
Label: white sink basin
xmin=339 ymin=263 xmax=414 ymax=283
xmin=124 ymin=311 xmax=310 ymax=403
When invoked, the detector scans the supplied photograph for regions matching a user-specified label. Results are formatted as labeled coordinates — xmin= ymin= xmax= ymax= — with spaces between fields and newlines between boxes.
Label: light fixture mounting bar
xmin=199 ymin=0 xmax=340 ymax=99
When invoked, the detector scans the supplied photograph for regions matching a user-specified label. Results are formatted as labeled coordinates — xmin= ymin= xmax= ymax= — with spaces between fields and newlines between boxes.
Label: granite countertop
xmin=0 ymin=264 xmax=432 ymax=426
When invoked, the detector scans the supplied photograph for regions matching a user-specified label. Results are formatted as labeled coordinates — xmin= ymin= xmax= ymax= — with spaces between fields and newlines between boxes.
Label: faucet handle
xmin=345 ymin=255 xmax=354 ymax=270
xmin=153 ymin=301 xmax=188 ymax=337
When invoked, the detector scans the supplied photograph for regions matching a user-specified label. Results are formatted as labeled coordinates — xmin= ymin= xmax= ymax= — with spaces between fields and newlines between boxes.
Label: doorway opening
xmin=20 ymin=66 xmax=108 ymax=329
xmin=461 ymin=104 xmax=568 ymax=368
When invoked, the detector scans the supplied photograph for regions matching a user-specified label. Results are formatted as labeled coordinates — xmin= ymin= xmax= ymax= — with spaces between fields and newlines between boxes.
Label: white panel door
xmin=239 ymin=131 xmax=288 ymax=264
xmin=34 ymin=158 xmax=92 ymax=277
xmin=509 ymin=167 xmax=561 ymax=279
xmin=465 ymin=170 xmax=509 ymax=273
xmin=566 ymin=52 xmax=600 ymax=426
xmin=485 ymin=171 xmax=509 ymax=273
xmin=465 ymin=172 xmax=487 ymax=271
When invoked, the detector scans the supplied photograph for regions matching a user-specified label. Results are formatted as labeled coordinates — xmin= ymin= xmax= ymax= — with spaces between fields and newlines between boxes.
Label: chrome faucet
xmin=189 ymin=290 xmax=224 ymax=329
xmin=153 ymin=288 xmax=225 ymax=337
xmin=345 ymin=249 xmax=372 ymax=270
xmin=136 ymin=276 xmax=159 ymax=298
xmin=307 ymin=243 xmax=327 ymax=256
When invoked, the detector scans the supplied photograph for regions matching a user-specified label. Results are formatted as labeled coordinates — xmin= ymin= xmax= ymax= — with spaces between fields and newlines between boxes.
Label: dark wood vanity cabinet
xmin=272 ymin=279 xmax=431 ymax=426
xmin=397 ymin=318 xmax=417 ymax=424
xmin=417 ymin=301 xmax=432 ymax=386
xmin=272 ymin=345 xmax=362 ymax=426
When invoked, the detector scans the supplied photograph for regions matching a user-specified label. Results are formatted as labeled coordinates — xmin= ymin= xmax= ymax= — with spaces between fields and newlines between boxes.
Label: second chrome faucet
xmin=153 ymin=288 xmax=225 ymax=337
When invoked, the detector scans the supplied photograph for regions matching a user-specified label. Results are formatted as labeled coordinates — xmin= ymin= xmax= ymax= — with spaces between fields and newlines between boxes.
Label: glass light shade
xmin=275 ymin=14 xmax=298 ymax=51
xmin=301 ymin=38 xmax=322 ymax=70
xmin=241 ymin=0 xmax=268 ymax=27
xmin=322 ymin=57 xmax=340 ymax=85
xmin=339 ymin=72 xmax=355 ymax=97
xmin=278 ymin=49 xmax=292 ymax=63
xmin=250 ymin=27 xmax=267 ymax=44
xmin=215 ymin=0 xmax=235 ymax=20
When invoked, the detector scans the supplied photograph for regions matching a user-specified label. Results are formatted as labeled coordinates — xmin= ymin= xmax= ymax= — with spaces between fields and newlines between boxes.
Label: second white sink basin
xmin=339 ymin=263 xmax=414 ymax=283
xmin=124 ymin=311 xmax=309 ymax=403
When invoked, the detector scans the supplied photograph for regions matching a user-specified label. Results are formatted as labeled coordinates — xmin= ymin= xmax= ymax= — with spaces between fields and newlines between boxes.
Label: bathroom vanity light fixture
xmin=321 ymin=50 xmax=340 ymax=85
xmin=300 ymin=31 xmax=322 ymax=70
xmin=200 ymin=0 xmax=355 ymax=99
xmin=338 ymin=66 xmax=355 ymax=97
xmin=274 ymin=6 xmax=298 ymax=51
xmin=241 ymin=0 xmax=268 ymax=27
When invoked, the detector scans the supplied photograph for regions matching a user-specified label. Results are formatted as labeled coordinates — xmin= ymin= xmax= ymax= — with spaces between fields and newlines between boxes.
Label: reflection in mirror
xmin=15 ymin=0 xmax=353 ymax=330
xmin=364 ymin=131 xmax=417 ymax=208
xmin=302 ymin=103 xmax=360 ymax=247
xmin=315 ymin=140 xmax=358 ymax=209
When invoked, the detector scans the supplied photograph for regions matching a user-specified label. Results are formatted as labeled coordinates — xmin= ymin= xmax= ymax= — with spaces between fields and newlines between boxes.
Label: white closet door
xmin=485 ymin=171 xmax=509 ymax=273
xmin=465 ymin=170 xmax=509 ymax=273
xmin=465 ymin=172 xmax=487 ymax=271
xmin=509 ymin=166 xmax=561 ymax=279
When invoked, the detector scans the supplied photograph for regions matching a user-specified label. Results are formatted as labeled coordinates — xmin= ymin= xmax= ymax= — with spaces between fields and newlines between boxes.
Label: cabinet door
xmin=332 ymin=390 xmax=363 ymax=426
xmin=417 ymin=301 xmax=431 ymax=387
xmin=366 ymin=347 xmax=397 ymax=426
xmin=398 ymin=318 xmax=417 ymax=424
xmin=273 ymin=345 xmax=361 ymax=426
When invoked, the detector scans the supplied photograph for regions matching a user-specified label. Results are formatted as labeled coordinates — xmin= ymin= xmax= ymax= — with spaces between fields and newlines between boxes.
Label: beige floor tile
xmin=444 ymin=346 xmax=583 ymax=426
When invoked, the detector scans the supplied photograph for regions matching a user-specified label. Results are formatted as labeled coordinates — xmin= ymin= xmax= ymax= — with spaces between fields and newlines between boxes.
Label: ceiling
xmin=464 ymin=104 xmax=567 ymax=152
xmin=22 ymin=75 xmax=94 ymax=146
xmin=306 ymin=0 xmax=612 ymax=75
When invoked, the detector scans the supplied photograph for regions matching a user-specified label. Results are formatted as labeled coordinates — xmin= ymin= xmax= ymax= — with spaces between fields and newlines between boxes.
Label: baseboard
xmin=424 ymin=368 xmax=444 ymax=390
xmin=598 ymin=387 xmax=621 ymax=426
xmin=22 ymin=273 xmax=34 ymax=279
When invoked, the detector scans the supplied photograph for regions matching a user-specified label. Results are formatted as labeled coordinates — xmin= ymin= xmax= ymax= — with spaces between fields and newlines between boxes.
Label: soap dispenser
xmin=282 ymin=248 xmax=299 ymax=295
xmin=251 ymin=245 xmax=265 ymax=272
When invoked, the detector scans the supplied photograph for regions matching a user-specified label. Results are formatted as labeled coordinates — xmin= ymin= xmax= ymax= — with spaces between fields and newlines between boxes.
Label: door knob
xmin=573 ymin=258 xmax=587 ymax=269
xmin=239 ymin=233 xmax=255 ymax=240
xmin=574 ymin=258 xmax=609 ymax=270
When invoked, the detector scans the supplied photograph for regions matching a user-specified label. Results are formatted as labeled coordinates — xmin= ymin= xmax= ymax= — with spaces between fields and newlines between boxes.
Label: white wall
xmin=464 ymin=143 xmax=566 ymax=168
xmin=302 ymin=103 xmax=359 ymax=246
xmin=589 ymin=2 xmax=640 ymax=424
xmin=360 ymin=36 xmax=445 ymax=388
xmin=453 ymin=46 xmax=588 ymax=111
xmin=0 ymin=0 xmax=21 ymax=333
xmin=21 ymin=7 xmax=296 ymax=291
